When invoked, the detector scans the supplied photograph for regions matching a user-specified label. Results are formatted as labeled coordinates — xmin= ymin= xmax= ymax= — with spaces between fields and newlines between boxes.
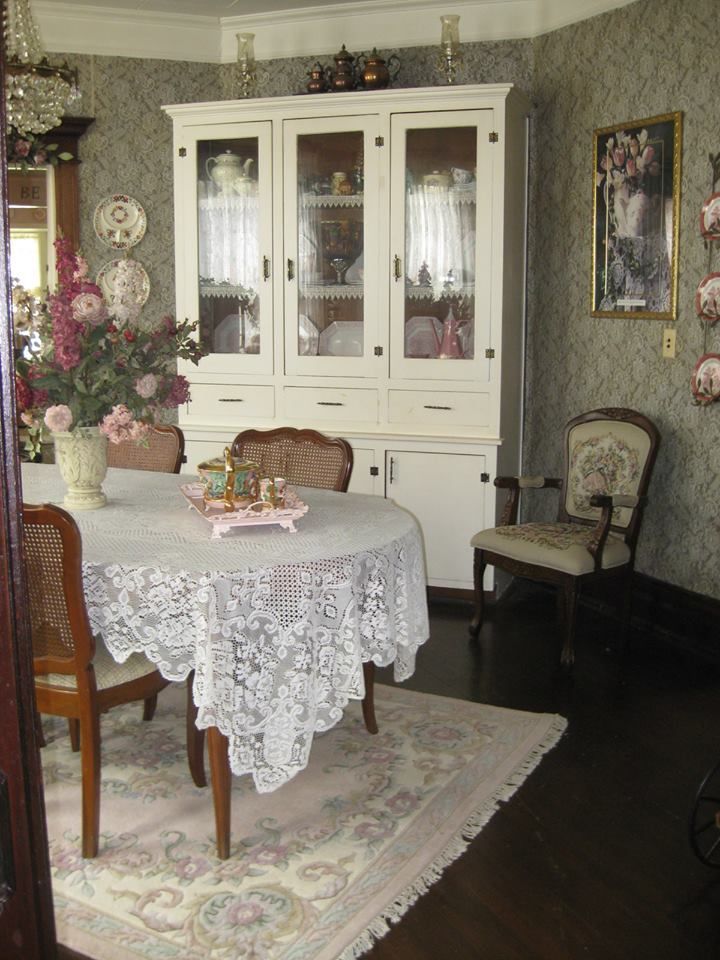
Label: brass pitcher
xmin=356 ymin=49 xmax=401 ymax=90
xmin=329 ymin=45 xmax=356 ymax=92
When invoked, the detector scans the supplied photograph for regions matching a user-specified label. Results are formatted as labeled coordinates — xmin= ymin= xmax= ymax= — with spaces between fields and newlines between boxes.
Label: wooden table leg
xmin=362 ymin=661 xmax=378 ymax=735
xmin=207 ymin=726 xmax=231 ymax=859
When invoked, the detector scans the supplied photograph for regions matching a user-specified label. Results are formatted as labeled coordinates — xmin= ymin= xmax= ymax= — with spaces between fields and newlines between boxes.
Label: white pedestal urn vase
xmin=53 ymin=427 xmax=109 ymax=510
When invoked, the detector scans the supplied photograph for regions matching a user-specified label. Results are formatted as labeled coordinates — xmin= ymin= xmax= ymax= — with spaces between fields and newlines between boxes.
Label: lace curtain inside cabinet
xmin=405 ymin=190 xmax=476 ymax=294
xmin=198 ymin=194 xmax=260 ymax=290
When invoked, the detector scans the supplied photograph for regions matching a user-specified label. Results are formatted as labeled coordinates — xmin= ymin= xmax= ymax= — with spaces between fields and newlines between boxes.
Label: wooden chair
xmin=105 ymin=423 xmax=205 ymax=778
xmin=106 ymin=424 xmax=184 ymax=474
xmin=23 ymin=502 xmax=171 ymax=857
xmin=229 ymin=428 xmax=375 ymax=727
xmin=230 ymin=426 xmax=353 ymax=492
xmin=469 ymin=408 xmax=660 ymax=665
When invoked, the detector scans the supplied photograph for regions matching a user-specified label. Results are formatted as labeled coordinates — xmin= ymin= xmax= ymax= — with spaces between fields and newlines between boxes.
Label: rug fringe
xmin=338 ymin=713 xmax=567 ymax=960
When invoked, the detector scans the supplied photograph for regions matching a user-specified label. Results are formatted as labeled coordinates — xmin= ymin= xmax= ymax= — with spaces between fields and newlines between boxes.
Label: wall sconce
xmin=437 ymin=14 xmax=463 ymax=85
xmin=236 ymin=32 xmax=257 ymax=98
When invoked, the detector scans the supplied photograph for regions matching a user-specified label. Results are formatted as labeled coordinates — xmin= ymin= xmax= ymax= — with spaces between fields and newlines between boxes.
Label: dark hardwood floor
xmin=57 ymin=581 xmax=720 ymax=960
xmin=367 ymin=582 xmax=720 ymax=960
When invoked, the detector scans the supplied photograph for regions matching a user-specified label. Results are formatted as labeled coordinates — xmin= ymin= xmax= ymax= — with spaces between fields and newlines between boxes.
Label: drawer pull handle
xmin=263 ymin=256 xmax=271 ymax=280
xmin=218 ymin=398 xmax=244 ymax=403
xmin=317 ymin=401 xmax=344 ymax=406
xmin=424 ymin=404 xmax=452 ymax=410
xmin=393 ymin=255 xmax=402 ymax=281
xmin=287 ymin=258 xmax=295 ymax=281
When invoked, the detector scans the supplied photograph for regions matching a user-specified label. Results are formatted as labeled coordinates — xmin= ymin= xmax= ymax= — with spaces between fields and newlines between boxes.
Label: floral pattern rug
xmin=43 ymin=684 xmax=566 ymax=959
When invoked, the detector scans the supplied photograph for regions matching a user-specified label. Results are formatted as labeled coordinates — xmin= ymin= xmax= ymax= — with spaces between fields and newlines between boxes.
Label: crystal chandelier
xmin=4 ymin=0 xmax=79 ymax=137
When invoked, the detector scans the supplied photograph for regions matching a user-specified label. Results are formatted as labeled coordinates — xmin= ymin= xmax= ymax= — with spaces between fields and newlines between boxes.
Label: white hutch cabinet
xmin=164 ymin=84 xmax=529 ymax=591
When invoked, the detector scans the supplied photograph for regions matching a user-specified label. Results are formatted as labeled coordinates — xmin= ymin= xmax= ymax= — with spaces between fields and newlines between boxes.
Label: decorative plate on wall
xmin=93 ymin=194 xmax=147 ymax=250
xmin=691 ymin=353 xmax=720 ymax=405
xmin=694 ymin=273 xmax=720 ymax=323
xmin=96 ymin=258 xmax=150 ymax=306
xmin=700 ymin=192 xmax=720 ymax=240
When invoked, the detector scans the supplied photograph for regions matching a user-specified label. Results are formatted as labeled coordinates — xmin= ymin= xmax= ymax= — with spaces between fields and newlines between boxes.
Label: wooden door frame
xmin=0 ymin=26 xmax=59 ymax=959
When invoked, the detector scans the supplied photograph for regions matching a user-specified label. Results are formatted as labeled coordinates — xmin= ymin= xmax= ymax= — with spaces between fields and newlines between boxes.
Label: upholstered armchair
xmin=469 ymin=408 xmax=660 ymax=665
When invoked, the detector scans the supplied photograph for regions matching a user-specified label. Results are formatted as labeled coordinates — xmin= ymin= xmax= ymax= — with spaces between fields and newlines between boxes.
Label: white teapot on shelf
xmin=232 ymin=159 xmax=257 ymax=197
xmin=206 ymin=152 xmax=254 ymax=195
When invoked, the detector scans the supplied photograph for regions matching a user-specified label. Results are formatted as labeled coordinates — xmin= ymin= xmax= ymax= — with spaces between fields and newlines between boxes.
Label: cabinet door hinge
xmin=178 ymin=146 xmax=187 ymax=157
xmin=481 ymin=472 xmax=490 ymax=483
xmin=488 ymin=131 xmax=499 ymax=143
xmin=370 ymin=466 xmax=379 ymax=476
xmin=485 ymin=348 xmax=495 ymax=359
xmin=374 ymin=345 xmax=383 ymax=356
xmin=375 ymin=136 xmax=384 ymax=147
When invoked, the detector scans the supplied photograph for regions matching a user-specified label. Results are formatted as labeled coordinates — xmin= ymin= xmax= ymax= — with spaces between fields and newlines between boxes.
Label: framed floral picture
xmin=592 ymin=112 xmax=682 ymax=319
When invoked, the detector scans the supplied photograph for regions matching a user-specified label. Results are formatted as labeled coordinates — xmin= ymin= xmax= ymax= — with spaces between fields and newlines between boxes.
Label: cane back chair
xmin=106 ymin=424 xmax=184 ymax=474
xmin=469 ymin=408 xmax=660 ymax=665
xmin=23 ymin=502 xmax=171 ymax=857
xmin=230 ymin=426 xmax=353 ymax=492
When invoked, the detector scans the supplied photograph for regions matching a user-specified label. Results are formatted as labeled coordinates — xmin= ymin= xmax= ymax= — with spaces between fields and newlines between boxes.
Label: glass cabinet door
xmin=283 ymin=117 xmax=381 ymax=376
xmin=389 ymin=111 xmax=494 ymax=381
xmin=181 ymin=121 xmax=273 ymax=375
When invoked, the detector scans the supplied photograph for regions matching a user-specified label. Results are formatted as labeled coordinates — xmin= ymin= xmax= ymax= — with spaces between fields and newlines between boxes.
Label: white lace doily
xmin=22 ymin=464 xmax=430 ymax=791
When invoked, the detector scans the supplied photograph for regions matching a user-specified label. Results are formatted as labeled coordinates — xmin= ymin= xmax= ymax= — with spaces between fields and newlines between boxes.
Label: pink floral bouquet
xmin=15 ymin=236 xmax=205 ymax=454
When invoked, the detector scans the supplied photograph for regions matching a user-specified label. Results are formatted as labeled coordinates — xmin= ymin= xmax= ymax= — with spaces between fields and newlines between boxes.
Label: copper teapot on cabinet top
xmin=356 ymin=49 xmax=401 ymax=90
xmin=329 ymin=45 xmax=357 ymax=92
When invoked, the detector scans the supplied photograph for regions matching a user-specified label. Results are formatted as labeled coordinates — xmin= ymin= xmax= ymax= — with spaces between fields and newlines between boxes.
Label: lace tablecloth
xmin=22 ymin=463 xmax=429 ymax=791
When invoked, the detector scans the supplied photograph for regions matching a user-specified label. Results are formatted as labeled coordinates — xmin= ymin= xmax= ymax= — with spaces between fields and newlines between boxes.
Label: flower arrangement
xmin=596 ymin=128 xmax=661 ymax=239
xmin=14 ymin=236 xmax=205 ymax=455
xmin=7 ymin=127 xmax=74 ymax=170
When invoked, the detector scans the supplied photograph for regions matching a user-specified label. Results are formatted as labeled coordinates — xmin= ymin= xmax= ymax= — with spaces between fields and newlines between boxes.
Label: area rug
xmin=42 ymin=684 xmax=566 ymax=960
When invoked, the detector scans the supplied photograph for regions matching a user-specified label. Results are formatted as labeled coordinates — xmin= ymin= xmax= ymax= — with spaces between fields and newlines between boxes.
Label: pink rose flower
xmin=135 ymin=373 xmax=158 ymax=399
xmin=625 ymin=158 xmax=637 ymax=177
xmin=44 ymin=404 xmax=73 ymax=433
xmin=72 ymin=292 xmax=107 ymax=327
xmin=612 ymin=146 xmax=626 ymax=168
xmin=14 ymin=139 xmax=31 ymax=157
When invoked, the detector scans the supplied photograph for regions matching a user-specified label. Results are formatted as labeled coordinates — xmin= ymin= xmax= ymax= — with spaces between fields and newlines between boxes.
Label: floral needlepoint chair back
xmin=468 ymin=408 xmax=660 ymax=666
xmin=13 ymin=236 xmax=205 ymax=457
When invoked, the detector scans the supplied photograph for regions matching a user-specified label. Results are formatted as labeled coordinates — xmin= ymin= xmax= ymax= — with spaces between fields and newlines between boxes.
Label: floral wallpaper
xmin=527 ymin=0 xmax=720 ymax=601
xmin=59 ymin=0 xmax=719 ymax=600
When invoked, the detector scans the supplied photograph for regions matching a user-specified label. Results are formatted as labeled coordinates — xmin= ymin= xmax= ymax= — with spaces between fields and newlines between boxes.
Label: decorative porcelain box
xmin=197 ymin=447 xmax=259 ymax=510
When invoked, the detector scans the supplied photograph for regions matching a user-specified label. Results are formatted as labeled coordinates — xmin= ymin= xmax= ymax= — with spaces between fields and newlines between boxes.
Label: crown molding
xmin=35 ymin=2 xmax=221 ymax=62
xmin=36 ymin=0 xmax=637 ymax=62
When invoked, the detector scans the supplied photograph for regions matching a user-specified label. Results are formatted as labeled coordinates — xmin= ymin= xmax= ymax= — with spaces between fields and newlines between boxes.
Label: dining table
xmin=21 ymin=462 xmax=430 ymax=857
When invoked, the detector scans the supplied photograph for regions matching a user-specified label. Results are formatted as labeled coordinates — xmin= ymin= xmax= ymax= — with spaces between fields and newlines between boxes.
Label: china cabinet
xmin=164 ymin=84 xmax=529 ymax=590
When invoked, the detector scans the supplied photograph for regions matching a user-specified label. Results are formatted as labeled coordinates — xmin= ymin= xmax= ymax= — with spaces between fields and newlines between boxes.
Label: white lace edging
xmin=338 ymin=713 xmax=569 ymax=960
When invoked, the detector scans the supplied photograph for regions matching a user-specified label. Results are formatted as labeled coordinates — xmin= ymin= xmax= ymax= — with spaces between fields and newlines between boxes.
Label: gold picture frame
xmin=591 ymin=111 xmax=682 ymax=319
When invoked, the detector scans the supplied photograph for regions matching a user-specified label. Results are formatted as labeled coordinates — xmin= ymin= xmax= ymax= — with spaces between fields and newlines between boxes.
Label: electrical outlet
xmin=662 ymin=327 xmax=676 ymax=358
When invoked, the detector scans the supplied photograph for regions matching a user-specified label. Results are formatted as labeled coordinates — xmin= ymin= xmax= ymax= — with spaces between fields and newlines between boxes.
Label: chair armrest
xmin=589 ymin=493 xmax=642 ymax=509
xmin=495 ymin=476 xmax=563 ymax=525
xmin=585 ymin=494 xmax=646 ymax=569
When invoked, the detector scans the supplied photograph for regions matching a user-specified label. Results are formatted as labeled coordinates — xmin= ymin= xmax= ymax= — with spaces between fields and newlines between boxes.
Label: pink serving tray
xmin=181 ymin=483 xmax=309 ymax=538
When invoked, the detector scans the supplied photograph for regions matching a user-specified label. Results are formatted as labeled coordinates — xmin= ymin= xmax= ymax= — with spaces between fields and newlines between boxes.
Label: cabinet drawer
xmin=388 ymin=390 xmax=490 ymax=429
xmin=283 ymin=387 xmax=378 ymax=423
xmin=184 ymin=383 xmax=275 ymax=425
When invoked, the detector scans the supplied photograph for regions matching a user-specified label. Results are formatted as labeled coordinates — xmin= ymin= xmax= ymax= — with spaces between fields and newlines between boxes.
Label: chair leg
xmin=469 ymin=549 xmax=487 ymax=638
xmin=361 ymin=661 xmax=378 ymax=735
xmin=186 ymin=671 xmax=207 ymax=788
xmin=559 ymin=580 xmax=579 ymax=667
xmin=68 ymin=718 xmax=80 ymax=752
xmin=79 ymin=708 xmax=101 ymax=858
xmin=142 ymin=694 xmax=158 ymax=722
xmin=618 ymin=570 xmax=634 ymax=654
xmin=208 ymin=726 xmax=231 ymax=860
